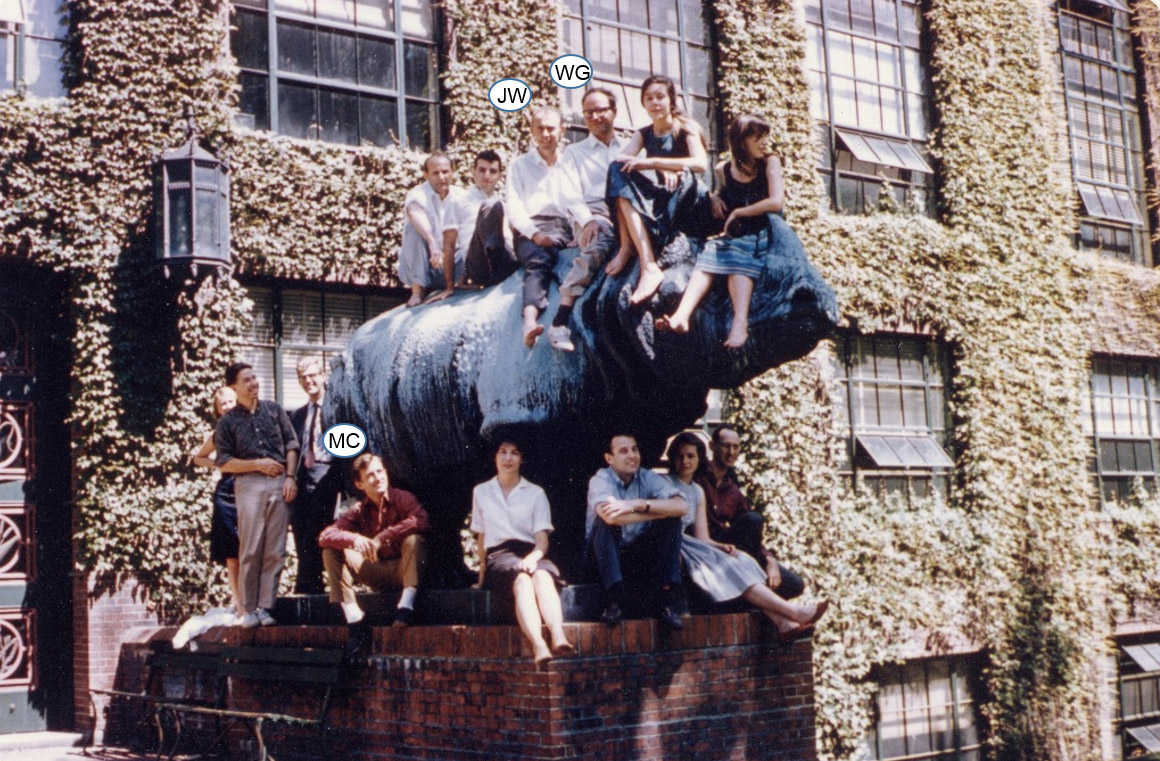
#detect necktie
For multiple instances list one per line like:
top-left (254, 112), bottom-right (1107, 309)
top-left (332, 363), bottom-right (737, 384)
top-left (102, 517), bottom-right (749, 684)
top-left (304, 403), bottom-right (317, 469)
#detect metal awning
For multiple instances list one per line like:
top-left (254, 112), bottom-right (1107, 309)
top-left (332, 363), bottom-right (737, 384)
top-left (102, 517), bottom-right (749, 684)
top-left (1087, 0), bottom-right (1130, 11)
top-left (0, 0), bottom-right (25, 25)
top-left (855, 434), bottom-right (954, 469)
top-left (1124, 643), bottom-right (1160, 672)
top-left (836, 129), bottom-right (933, 174)
top-left (1078, 182), bottom-right (1144, 226)
top-left (1127, 724), bottom-right (1160, 752)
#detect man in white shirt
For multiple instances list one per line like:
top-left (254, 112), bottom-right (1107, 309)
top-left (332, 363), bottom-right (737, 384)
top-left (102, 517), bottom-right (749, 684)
top-left (506, 106), bottom-right (604, 347)
top-left (397, 151), bottom-right (465, 307)
top-left (426, 150), bottom-right (514, 304)
top-left (546, 88), bottom-right (627, 352)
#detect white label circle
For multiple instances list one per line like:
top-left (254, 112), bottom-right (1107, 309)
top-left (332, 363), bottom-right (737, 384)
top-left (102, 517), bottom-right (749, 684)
top-left (322, 423), bottom-right (367, 458)
top-left (549, 54), bottom-right (593, 89)
top-left (488, 79), bottom-right (533, 112)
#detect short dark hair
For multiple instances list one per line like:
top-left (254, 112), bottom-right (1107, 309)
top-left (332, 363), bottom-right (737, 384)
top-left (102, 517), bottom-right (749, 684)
top-left (711, 424), bottom-right (741, 446)
top-left (582, 86), bottom-right (617, 110)
top-left (423, 151), bottom-right (453, 172)
top-left (225, 362), bottom-right (252, 387)
top-left (474, 149), bottom-right (503, 170)
top-left (607, 431), bottom-right (638, 454)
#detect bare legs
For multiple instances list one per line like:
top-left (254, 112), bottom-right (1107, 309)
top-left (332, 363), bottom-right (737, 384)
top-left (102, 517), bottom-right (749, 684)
top-left (658, 272), bottom-right (754, 348)
top-left (513, 570), bottom-right (574, 665)
top-left (226, 558), bottom-right (241, 615)
top-left (743, 584), bottom-right (825, 633)
top-left (406, 283), bottom-right (424, 308)
top-left (522, 305), bottom-right (544, 347)
top-left (610, 198), bottom-right (665, 305)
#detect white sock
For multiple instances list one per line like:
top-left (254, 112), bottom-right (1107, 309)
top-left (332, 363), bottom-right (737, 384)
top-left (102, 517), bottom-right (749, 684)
top-left (399, 587), bottom-right (417, 610)
top-left (342, 603), bottom-right (365, 625)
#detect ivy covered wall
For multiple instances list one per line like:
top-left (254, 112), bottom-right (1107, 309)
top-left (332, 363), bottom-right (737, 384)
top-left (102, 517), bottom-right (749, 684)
top-left (0, 0), bottom-right (1159, 759)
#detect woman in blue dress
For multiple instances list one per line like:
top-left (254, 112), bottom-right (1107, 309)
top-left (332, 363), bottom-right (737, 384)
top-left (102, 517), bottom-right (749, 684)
top-left (191, 385), bottom-right (241, 617)
top-left (606, 75), bottom-right (712, 306)
top-left (665, 432), bottom-right (828, 642)
top-left (659, 114), bottom-right (800, 348)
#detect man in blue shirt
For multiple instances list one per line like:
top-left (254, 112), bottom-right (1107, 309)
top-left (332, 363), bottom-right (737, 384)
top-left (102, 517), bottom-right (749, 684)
top-left (585, 433), bottom-right (688, 630)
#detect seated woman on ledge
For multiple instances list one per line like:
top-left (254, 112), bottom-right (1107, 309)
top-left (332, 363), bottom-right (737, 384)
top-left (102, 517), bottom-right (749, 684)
top-left (665, 432), bottom-right (828, 643)
top-left (658, 114), bottom-right (798, 348)
top-left (471, 438), bottom-right (574, 666)
top-left (606, 75), bottom-right (711, 305)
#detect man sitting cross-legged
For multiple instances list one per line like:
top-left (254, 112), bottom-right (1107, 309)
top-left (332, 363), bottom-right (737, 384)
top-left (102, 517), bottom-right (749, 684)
top-left (319, 453), bottom-right (429, 655)
top-left (506, 105), bottom-right (605, 347)
top-left (585, 433), bottom-right (689, 631)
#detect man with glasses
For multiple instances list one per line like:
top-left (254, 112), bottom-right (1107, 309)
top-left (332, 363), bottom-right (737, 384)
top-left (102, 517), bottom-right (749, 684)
top-left (545, 88), bottom-right (627, 352)
top-left (289, 357), bottom-right (341, 595)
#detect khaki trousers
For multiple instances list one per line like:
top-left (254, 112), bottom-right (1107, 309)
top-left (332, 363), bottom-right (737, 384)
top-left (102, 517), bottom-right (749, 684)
top-left (324, 534), bottom-right (427, 605)
top-left (234, 473), bottom-right (290, 612)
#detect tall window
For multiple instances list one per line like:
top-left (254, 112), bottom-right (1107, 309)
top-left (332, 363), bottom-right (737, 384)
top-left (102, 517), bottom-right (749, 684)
top-left (1058, 0), bottom-right (1150, 265)
top-left (239, 284), bottom-right (401, 409)
top-left (1085, 357), bottom-right (1160, 503)
top-left (1116, 639), bottom-right (1160, 759)
top-left (0, 0), bottom-right (67, 98)
top-left (805, 0), bottom-right (933, 215)
top-left (231, 0), bottom-right (440, 150)
top-left (866, 658), bottom-right (983, 761)
top-left (559, 0), bottom-right (717, 147)
top-left (833, 334), bottom-right (953, 505)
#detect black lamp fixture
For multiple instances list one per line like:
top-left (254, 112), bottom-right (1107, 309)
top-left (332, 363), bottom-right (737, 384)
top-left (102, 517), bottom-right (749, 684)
top-left (152, 108), bottom-right (231, 278)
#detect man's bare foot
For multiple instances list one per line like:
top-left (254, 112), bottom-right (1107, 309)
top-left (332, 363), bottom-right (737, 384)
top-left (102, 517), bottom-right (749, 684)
top-left (604, 249), bottom-right (632, 276)
top-left (724, 324), bottom-right (748, 348)
top-left (523, 322), bottom-right (544, 348)
top-left (657, 313), bottom-right (690, 334)
top-left (425, 289), bottom-right (454, 305)
top-left (630, 264), bottom-right (664, 305)
top-left (405, 292), bottom-right (424, 307)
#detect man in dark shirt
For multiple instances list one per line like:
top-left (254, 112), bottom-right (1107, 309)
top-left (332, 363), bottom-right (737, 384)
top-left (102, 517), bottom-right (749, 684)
top-left (319, 452), bottom-right (428, 651)
top-left (214, 362), bottom-right (300, 628)
top-left (701, 425), bottom-right (804, 601)
top-left (289, 357), bottom-right (341, 595)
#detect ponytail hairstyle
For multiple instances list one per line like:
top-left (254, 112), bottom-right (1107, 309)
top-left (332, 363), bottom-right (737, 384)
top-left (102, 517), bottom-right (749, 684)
top-left (639, 75), bottom-right (708, 150)
top-left (726, 114), bottom-right (772, 174)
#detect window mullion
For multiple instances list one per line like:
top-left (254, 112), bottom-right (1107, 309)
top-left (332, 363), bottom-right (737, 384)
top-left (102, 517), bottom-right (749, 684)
top-left (268, 8), bottom-right (281, 133)
top-left (394, 0), bottom-right (407, 146)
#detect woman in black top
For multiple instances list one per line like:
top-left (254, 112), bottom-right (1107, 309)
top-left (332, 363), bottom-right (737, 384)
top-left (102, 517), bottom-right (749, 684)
top-left (605, 75), bottom-right (710, 305)
top-left (659, 114), bottom-right (789, 348)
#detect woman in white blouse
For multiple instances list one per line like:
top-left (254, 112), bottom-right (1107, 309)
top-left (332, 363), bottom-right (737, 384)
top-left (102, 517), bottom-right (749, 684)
top-left (471, 439), bottom-right (575, 665)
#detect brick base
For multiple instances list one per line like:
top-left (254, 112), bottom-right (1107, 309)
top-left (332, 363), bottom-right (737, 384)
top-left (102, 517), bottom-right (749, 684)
top-left (114, 613), bottom-right (816, 761)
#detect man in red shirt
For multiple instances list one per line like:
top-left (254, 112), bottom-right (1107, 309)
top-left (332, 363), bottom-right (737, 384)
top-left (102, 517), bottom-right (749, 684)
top-left (319, 453), bottom-right (428, 653)
top-left (701, 425), bottom-right (804, 601)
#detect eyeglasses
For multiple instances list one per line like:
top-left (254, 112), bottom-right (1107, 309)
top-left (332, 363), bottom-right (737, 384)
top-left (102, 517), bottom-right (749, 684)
top-left (582, 106), bottom-right (614, 117)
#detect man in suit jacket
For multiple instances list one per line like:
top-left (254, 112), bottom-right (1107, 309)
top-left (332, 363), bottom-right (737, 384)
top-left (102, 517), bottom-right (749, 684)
top-left (290, 356), bottom-right (342, 595)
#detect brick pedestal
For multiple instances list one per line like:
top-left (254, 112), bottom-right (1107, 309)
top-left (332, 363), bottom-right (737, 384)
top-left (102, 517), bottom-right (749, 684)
top-left (118, 612), bottom-right (816, 761)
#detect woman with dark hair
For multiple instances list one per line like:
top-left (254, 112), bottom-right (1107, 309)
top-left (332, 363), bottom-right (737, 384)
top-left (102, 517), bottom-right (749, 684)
top-left (606, 75), bottom-right (712, 305)
top-left (191, 385), bottom-right (242, 617)
top-left (665, 432), bottom-right (828, 641)
top-left (471, 439), bottom-right (574, 665)
top-left (659, 113), bottom-right (808, 348)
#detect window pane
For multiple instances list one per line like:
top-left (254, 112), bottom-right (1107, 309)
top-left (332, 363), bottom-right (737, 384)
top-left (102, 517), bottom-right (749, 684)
top-left (275, 0), bottom-right (312, 13)
top-left (649, 0), bottom-right (679, 33)
top-left (401, 0), bottom-right (434, 40)
top-left (358, 34), bottom-right (394, 89)
top-left (278, 80), bottom-right (319, 139)
top-left (621, 29), bottom-right (651, 82)
top-left (650, 36), bottom-right (682, 82)
top-left (680, 0), bottom-right (706, 42)
top-left (316, 0), bottom-right (355, 24)
top-left (24, 37), bottom-right (66, 98)
top-left (193, 188), bottom-right (220, 257)
top-left (358, 93), bottom-right (397, 147)
top-left (403, 41), bottom-right (435, 98)
top-left (355, 0), bottom-right (391, 28)
top-left (318, 88), bottom-right (359, 145)
top-left (277, 21), bottom-right (316, 76)
top-left (283, 290), bottom-right (325, 345)
top-left (238, 72), bottom-right (271, 130)
top-left (323, 293), bottom-right (366, 344)
top-left (318, 27), bottom-right (357, 83)
top-left (26, 0), bottom-right (66, 37)
top-left (590, 23), bottom-right (620, 78)
top-left (878, 386), bottom-right (903, 427)
top-left (406, 99), bottom-right (435, 149)
top-left (0, 34), bottom-right (14, 91)
top-left (233, 10), bottom-right (270, 71)
top-left (686, 44), bottom-right (711, 96)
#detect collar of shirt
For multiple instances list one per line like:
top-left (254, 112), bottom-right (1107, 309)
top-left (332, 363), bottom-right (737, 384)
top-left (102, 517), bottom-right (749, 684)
top-left (531, 147), bottom-right (561, 170)
top-left (579, 133), bottom-right (626, 154)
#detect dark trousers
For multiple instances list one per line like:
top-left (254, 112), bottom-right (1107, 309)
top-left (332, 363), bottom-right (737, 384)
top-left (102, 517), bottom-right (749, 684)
top-left (513, 216), bottom-right (572, 312)
top-left (713, 511), bottom-right (804, 600)
top-left (464, 196), bottom-right (518, 286)
top-left (585, 516), bottom-right (684, 592)
top-left (291, 463), bottom-right (340, 595)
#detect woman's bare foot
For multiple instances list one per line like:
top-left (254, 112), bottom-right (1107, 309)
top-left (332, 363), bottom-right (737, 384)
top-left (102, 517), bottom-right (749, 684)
top-left (533, 642), bottom-right (553, 666)
top-left (550, 631), bottom-right (575, 656)
top-left (405, 290), bottom-right (424, 308)
top-left (631, 263), bottom-right (664, 305)
top-left (723, 323), bottom-right (748, 348)
top-left (658, 313), bottom-right (690, 334)
top-left (798, 599), bottom-right (830, 626)
top-left (605, 248), bottom-right (632, 276)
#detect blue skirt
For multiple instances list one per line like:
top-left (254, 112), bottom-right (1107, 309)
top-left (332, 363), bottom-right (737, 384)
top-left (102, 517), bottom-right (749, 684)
top-left (209, 475), bottom-right (239, 565)
top-left (606, 162), bottom-right (716, 247)
top-left (694, 212), bottom-right (804, 280)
